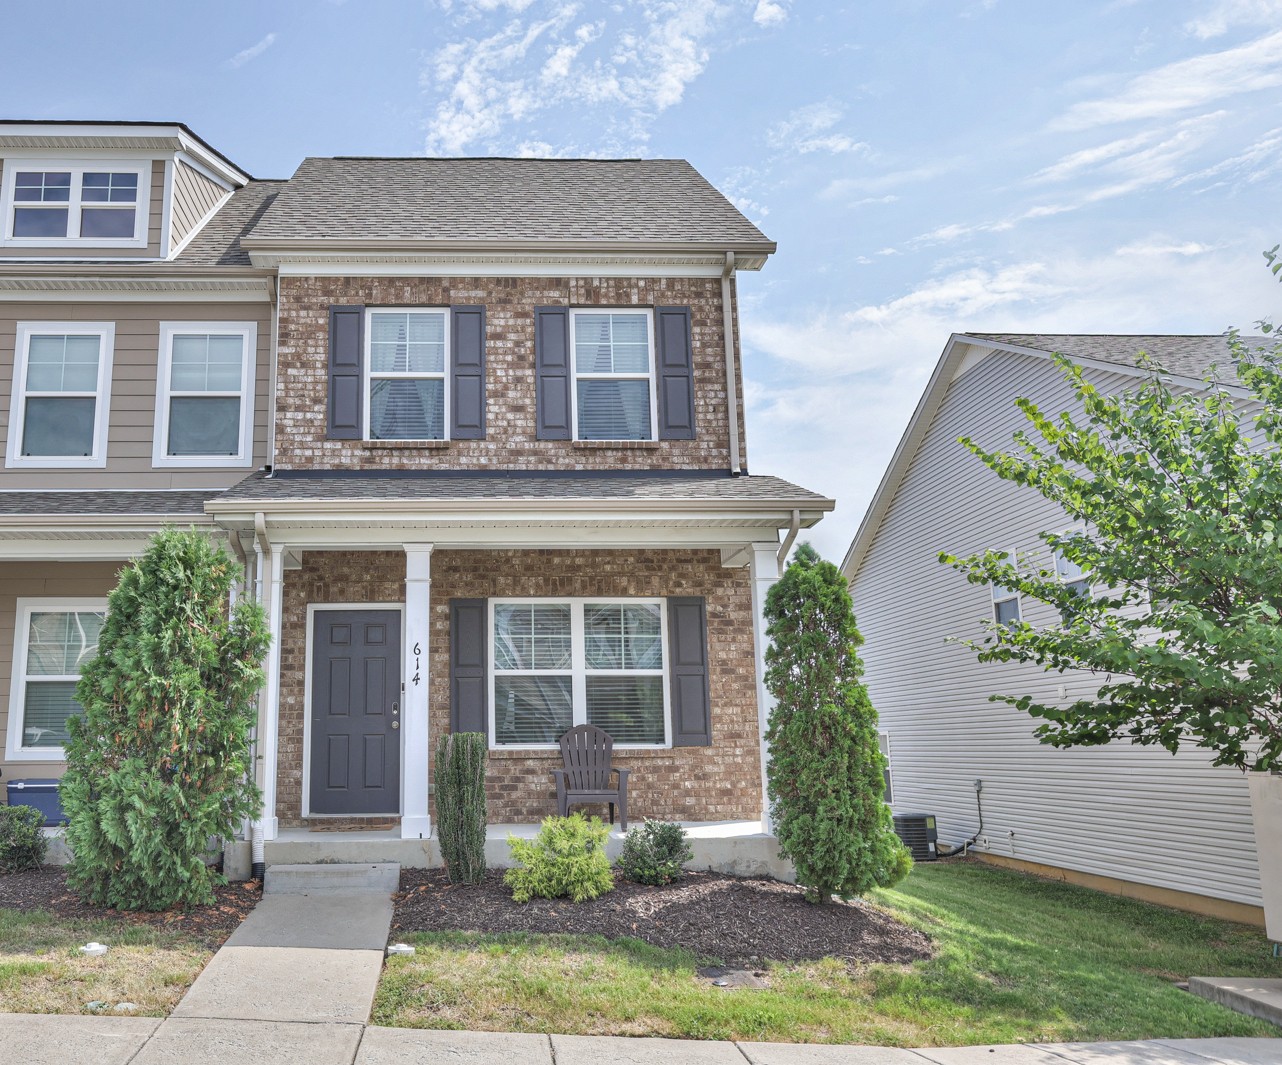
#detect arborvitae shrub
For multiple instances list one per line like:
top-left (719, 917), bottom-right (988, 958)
top-left (505, 814), bottom-right (614, 902)
top-left (618, 820), bottom-right (693, 886)
top-left (435, 732), bottom-right (488, 884)
top-left (764, 542), bottom-right (912, 903)
top-left (62, 528), bottom-right (269, 911)
top-left (0, 805), bottom-right (47, 872)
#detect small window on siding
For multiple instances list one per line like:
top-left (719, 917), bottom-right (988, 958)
top-left (571, 310), bottom-right (657, 441)
top-left (1054, 546), bottom-right (1090, 622)
top-left (991, 584), bottom-right (1021, 627)
top-left (366, 309), bottom-right (448, 441)
top-left (7, 599), bottom-right (106, 760)
top-left (4, 162), bottom-right (149, 247)
top-left (154, 322), bottom-right (256, 468)
top-left (491, 599), bottom-right (669, 747)
top-left (6, 322), bottom-right (114, 468)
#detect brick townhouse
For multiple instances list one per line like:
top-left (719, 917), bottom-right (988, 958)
top-left (0, 123), bottom-right (832, 867)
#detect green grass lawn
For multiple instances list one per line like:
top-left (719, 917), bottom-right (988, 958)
top-left (374, 861), bottom-right (1282, 1046)
top-left (0, 908), bottom-right (214, 1016)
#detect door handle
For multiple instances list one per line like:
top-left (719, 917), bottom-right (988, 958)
top-left (392, 720), bottom-right (400, 729)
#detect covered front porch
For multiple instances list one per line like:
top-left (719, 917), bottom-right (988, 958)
top-left (206, 469), bottom-right (834, 855)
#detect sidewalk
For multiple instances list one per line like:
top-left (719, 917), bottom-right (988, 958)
top-left (1, 876), bottom-right (1276, 1065)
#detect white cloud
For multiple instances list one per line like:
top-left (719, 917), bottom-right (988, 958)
top-left (766, 102), bottom-right (867, 155)
top-left (1050, 30), bottom-right (1282, 131)
top-left (227, 32), bottom-right (277, 68)
top-left (1187, 0), bottom-right (1282, 39)
top-left (753, 0), bottom-right (789, 27)
top-left (1173, 126), bottom-right (1282, 189)
top-left (422, 0), bottom-right (734, 154)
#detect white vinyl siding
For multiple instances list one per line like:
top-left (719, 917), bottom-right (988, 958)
top-left (849, 348), bottom-right (1263, 907)
top-left (489, 598), bottom-right (670, 749)
top-left (570, 309), bottom-right (657, 441)
top-left (6, 322), bottom-right (114, 469)
top-left (1, 160), bottom-right (150, 248)
top-left (6, 598), bottom-right (106, 761)
top-left (152, 322), bottom-right (256, 468)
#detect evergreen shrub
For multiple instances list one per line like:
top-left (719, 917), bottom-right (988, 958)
top-left (618, 819), bottom-right (693, 886)
top-left (505, 813), bottom-right (614, 902)
top-left (0, 805), bottom-right (47, 873)
top-left (435, 732), bottom-right (488, 884)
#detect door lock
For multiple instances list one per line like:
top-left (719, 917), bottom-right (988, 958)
top-left (392, 701), bottom-right (399, 715)
top-left (392, 720), bottom-right (400, 729)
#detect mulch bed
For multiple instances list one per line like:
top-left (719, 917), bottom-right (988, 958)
top-left (393, 869), bottom-right (932, 968)
top-left (0, 866), bottom-right (261, 950)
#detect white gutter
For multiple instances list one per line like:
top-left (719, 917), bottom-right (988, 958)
top-left (722, 252), bottom-right (743, 475)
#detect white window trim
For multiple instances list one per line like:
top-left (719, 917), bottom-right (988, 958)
top-left (0, 159), bottom-right (151, 249)
top-left (569, 307), bottom-right (659, 442)
top-left (878, 731), bottom-right (893, 804)
top-left (152, 321), bottom-right (257, 468)
top-left (6, 321), bottom-right (115, 469)
top-left (488, 596), bottom-right (671, 750)
top-left (6, 597), bottom-right (107, 762)
top-left (363, 307), bottom-right (451, 442)
top-left (991, 547), bottom-right (1021, 625)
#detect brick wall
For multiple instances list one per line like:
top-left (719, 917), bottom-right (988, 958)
top-left (275, 547), bottom-right (762, 828)
top-left (274, 275), bottom-right (748, 472)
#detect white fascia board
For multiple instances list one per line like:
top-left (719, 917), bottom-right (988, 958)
top-left (841, 333), bottom-right (973, 580)
top-left (205, 497), bottom-right (833, 521)
top-left (271, 258), bottom-right (730, 278)
top-left (0, 276), bottom-right (271, 301)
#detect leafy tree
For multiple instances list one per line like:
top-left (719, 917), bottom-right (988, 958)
top-left (764, 542), bottom-right (912, 903)
top-left (940, 332), bottom-right (1282, 773)
top-left (63, 528), bottom-right (269, 910)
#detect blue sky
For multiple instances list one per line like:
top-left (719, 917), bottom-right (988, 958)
top-left (4, 1), bottom-right (1282, 559)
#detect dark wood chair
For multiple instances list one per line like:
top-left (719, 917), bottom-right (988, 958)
top-left (551, 724), bottom-right (630, 830)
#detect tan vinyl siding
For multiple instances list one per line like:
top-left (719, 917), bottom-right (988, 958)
top-left (0, 299), bottom-right (271, 489)
top-left (169, 161), bottom-right (229, 254)
top-left (0, 561), bottom-right (123, 786)
top-left (0, 159), bottom-right (166, 259)
top-left (850, 349), bottom-right (1262, 907)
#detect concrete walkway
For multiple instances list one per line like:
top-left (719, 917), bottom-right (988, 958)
top-left (2, 878), bottom-right (1277, 1064)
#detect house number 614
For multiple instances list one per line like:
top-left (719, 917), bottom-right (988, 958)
top-left (412, 642), bottom-right (422, 686)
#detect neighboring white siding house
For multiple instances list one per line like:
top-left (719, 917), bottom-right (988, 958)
top-left (844, 333), bottom-right (1263, 920)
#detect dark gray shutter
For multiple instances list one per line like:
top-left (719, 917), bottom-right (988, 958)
top-left (655, 305), bottom-right (695, 440)
top-left (327, 305), bottom-right (364, 440)
top-left (535, 306), bottom-right (571, 440)
top-left (450, 599), bottom-right (488, 735)
top-left (668, 596), bottom-right (711, 746)
top-left (451, 305), bottom-right (486, 439)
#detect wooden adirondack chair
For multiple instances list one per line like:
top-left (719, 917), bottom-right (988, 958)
top-left (551, 724), bottom-right (630, 830)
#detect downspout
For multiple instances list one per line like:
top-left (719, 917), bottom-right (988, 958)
top-left (777, 509), bottom-right (801, 570)
top-left (250, 512), bottom-right (270, 882)
top-left (721, 252), bottom-right (743, 475)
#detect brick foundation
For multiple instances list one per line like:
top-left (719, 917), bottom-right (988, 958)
top-left (274, 275), bottom-right (748, 472)
top-left (275, 547), bottom-right (762, 828)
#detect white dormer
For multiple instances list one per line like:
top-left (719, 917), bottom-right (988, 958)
top-left (0, 122), bottom-right (249, 260)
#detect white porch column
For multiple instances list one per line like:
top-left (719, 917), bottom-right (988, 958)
top-left (257, 544), bottom-right (285, 841)
top-left (402, 544), bottom-right (434, 839)
top-left (749, 542), bottom-right (782, 834)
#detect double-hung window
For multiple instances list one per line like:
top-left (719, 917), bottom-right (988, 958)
top-left (1054, 546), bottom-right (1090, 622)
top-left (491, 599), bottom-right (669, 747)
top-left (2, 162), bottom-right (149, 247)
top-left (571, 310), bottom-right (657, 441)
top-left (153, 322), bottom-right (256, 467)
top-left (7, 322), bottom-right (114, 468)
top-left (7, 599), bottom-right (106, 760)
top-left (366, 309), bottom-right (448, 441)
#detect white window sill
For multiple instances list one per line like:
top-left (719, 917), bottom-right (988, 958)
top-left (572, 439), bottom-right (660, 448)
top-left (152, 455), bottom-right (254, 469)
top-left (5, 456), bottom-right (106, 470)
top-left (365, 439), bottom-right (451, 449)
top-left (5, 747), bottom-right (66, 762)
top-left (489, 744), bottom-right (670, 755)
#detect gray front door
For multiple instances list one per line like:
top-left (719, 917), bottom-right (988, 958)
top-left (310, 609), bottom-right (401, 815)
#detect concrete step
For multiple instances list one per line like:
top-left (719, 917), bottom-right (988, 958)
top-left (1189, 976), bottom-right (1282, 1028)
top-left (263, 862), bottom-right (400, 896)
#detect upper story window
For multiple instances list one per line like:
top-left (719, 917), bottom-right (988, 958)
top-left (490, 598), bottom-right (669, 748)
top-left (571, 309), bottom-right (657, 441)
top-left (6, 598), bottom-right (106, 761)
top-left (153, 322), bottom-right (257, 468)
top-left (366, 309), bottom-right (448, 441)
top-left (2, 161), bottom-right (150, 248)
top-left (6, 322), bottom-right (114, 469)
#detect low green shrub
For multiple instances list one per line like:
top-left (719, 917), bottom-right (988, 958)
top-left (505, 813), bottom-right (614, 902)
top-left (618, 819), bottom-right (693, 886)
top-left (435, 732), bottom-right (488, 884)
top-left (0, 805), bottom-right (48, 873)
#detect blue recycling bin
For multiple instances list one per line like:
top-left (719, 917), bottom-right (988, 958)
top-left (6, 779), bottom-right (66, 827)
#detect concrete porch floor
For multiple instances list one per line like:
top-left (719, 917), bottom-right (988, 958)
top-left (224, 820), bottom-right (794, 883)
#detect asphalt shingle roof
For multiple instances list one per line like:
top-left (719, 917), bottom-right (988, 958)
top-left (212, 470), bottom-right (829, 506)
top-left (174, 180), bottom-right (283, 267)
top-left (245, 157), bottom-right (773, 247)
top-left (966, 333), bottom-right (1271, 382)
top-left (0, 491), bottom-right (213, 517)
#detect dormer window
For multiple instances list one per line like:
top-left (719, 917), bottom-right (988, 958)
top-left (2, 161), bottom-right (149, 248)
